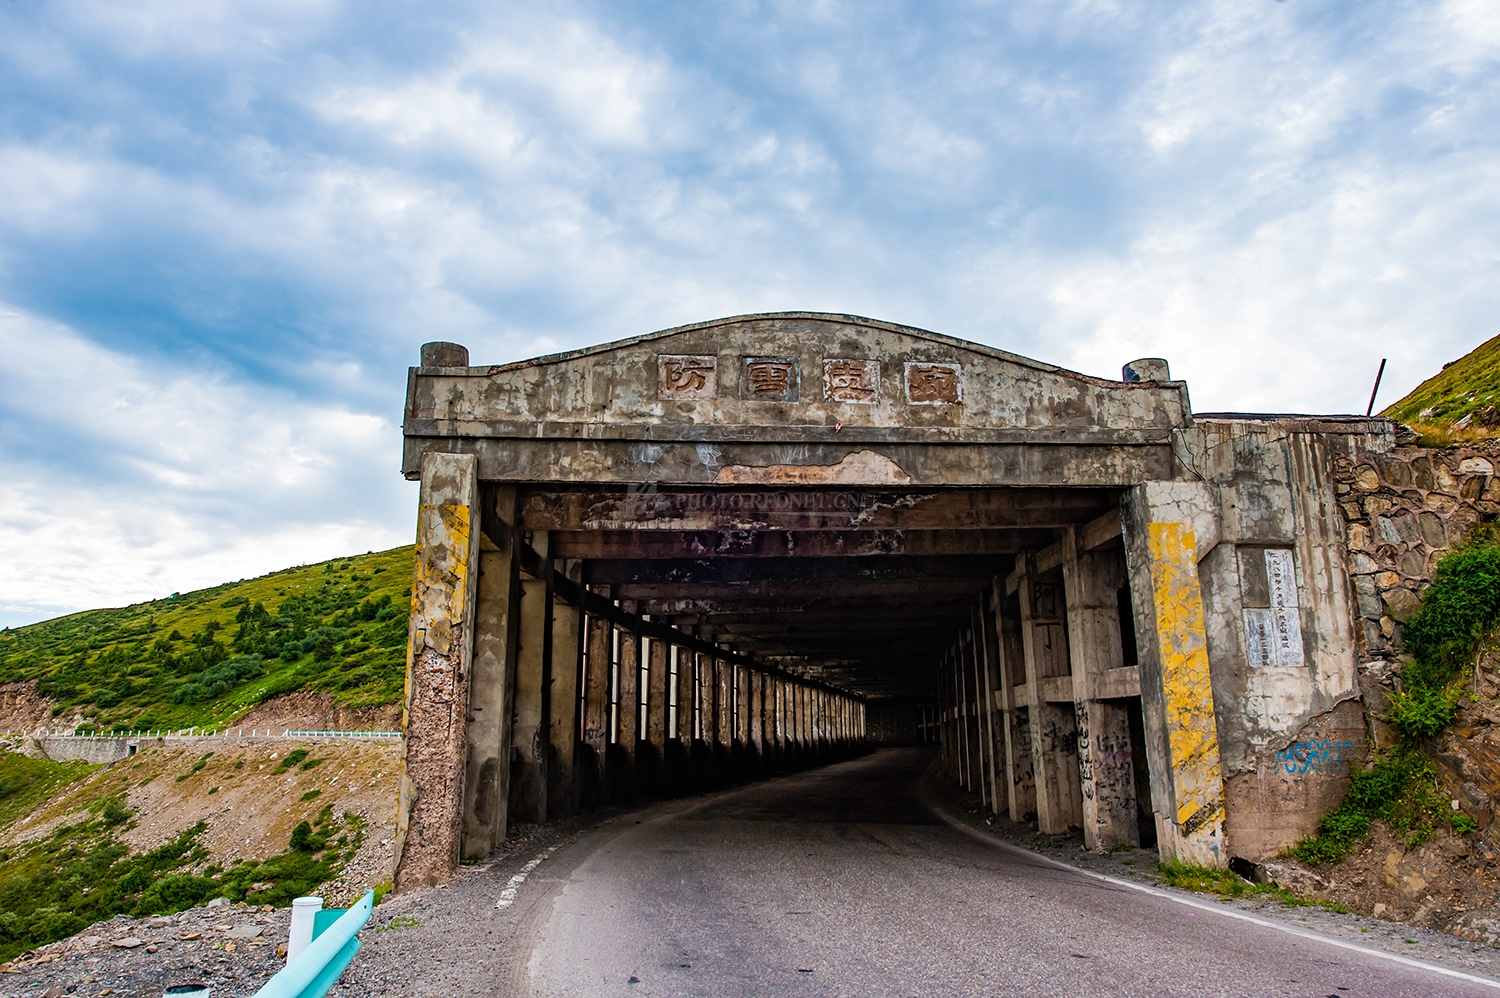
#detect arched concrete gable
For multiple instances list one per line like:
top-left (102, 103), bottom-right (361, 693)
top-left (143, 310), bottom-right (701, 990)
top-left (403, 312), bottom-right (1189, 487)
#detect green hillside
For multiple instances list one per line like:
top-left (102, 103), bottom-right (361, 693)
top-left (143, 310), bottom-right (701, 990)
top-left (1384, 333), bottom-right (1500, 439)
top-left (0, 546), bottom-right (415, 732)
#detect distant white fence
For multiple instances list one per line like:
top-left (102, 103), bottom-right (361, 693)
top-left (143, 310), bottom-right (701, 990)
top-left (5, 728), bottom-right (403, 763)
top-left (10, 728), bottom-right (402, 741)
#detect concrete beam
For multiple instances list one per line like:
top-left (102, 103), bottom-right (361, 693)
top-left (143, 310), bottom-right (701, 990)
top-left (550, 528), bottom-right (1054, 560)
top-left (518, 487), bottom-right (1117, 533)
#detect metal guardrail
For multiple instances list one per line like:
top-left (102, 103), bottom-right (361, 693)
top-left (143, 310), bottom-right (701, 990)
top-left (254, 889), bottom-right (373, 998)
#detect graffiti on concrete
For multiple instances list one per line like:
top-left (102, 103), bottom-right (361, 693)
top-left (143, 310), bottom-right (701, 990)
top-left (1278, 739), bottom-right (1356, 775)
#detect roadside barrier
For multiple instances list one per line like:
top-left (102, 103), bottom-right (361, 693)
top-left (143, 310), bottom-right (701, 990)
top-left (254, 889), bottom-right (374, 998)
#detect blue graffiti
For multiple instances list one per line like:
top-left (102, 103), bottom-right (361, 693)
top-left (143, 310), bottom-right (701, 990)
top-left (1278, 740), bottom-right (1355, 775)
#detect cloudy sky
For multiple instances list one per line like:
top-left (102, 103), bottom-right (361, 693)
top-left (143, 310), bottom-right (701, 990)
top-left (1, 0), bottom-right (1497, 627)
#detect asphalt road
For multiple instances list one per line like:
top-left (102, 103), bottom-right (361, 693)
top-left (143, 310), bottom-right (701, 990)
top-left (518, 747), bottom-right (1497, 998)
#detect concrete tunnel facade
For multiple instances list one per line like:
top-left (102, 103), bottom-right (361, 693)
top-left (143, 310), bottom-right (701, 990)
top-left (390, 311), bottom-right (1396, 889)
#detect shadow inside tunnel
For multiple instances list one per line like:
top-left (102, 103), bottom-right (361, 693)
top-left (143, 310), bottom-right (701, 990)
top-left (677, 746), bottom-right (944, 825)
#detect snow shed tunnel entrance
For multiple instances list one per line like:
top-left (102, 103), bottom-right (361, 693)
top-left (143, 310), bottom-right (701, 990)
top-left (391, 312), bottom-right (1385, 891)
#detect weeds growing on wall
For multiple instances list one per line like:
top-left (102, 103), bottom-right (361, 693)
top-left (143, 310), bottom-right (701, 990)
top-left (1294, 532), bottom-right (1500, 864)
top-left (0, 778), bottom-right (361, 963)
top-left (0, 547), bottom-right (414, 731)
top-left (1388, 526), bottom-right (1500, 740)
top-left (1293, 750), bottom-right (1477, 865)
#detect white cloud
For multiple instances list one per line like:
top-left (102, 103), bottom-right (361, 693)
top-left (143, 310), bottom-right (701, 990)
top-left (1, 0), bottom-right (1499, 624)
top-left (0, 308), bottom-right (410, 626)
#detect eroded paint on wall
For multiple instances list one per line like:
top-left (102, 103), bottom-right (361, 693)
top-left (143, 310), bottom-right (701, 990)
top-left (394, 453), bottom-right (480, 890)
top-left (1144, 519), bottom-right (1228, 864)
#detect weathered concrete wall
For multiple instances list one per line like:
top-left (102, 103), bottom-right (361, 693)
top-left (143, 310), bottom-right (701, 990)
top-left (403, 313), bottom-right (1186, 488)
top-left (36, 736), bottom-right (135, 764)
top-left (1163, 419), bottom-right (1380, 861)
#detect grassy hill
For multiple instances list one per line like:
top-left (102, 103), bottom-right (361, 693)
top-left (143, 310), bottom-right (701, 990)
top-left (0, 546), bottom-right (415, 732)
top-left (1384, 333), bottom-right (1500, 443)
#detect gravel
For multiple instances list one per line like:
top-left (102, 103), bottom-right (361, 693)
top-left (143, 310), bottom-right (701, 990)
top-left (13, 758), bottom-right (1500, 996)
top-left (1, 902), bottom-right (291, 998)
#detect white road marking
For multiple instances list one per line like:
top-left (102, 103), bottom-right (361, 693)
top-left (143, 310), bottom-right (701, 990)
top-left (936, 811), bottom-right (1500, 992)
top-left (496, 845), bottom-right (560, 909)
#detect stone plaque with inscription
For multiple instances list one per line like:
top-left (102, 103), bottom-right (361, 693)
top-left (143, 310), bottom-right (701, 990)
top-left (822, 359), bottom-right (879, 404)
top-left (1243, 548), bottom-right (1304, 667)
top-left (741, 357), bottom-right (799, 402)
top-left (658, 355), bottom-right (718, 400)
top-left (904, 362), bottom-right (962, 405)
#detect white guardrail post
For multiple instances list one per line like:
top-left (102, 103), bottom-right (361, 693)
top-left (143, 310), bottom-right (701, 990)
top-left (252, 889), bottom-right (374, 998)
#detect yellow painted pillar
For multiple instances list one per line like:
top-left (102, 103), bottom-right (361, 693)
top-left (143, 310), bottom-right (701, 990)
top-left (1123, 481), bottom-right (1228, 867)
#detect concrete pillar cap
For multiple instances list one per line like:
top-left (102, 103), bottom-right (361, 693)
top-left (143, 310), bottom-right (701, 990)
top-left (421, 342), bottom-right (470, 368)
top-left (1122, 358), bottom-right (1170, 383)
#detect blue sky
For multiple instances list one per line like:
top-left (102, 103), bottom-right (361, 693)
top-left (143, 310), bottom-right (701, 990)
top-left (2, 0), bottom-right (1498, 626)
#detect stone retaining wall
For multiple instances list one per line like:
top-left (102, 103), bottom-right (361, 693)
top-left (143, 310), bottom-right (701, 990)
top-left (1333, 439), bottom-right (1500, 745)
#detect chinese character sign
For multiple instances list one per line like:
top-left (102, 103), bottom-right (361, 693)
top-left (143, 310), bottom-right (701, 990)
top-left (741, 358), bottom-right (800, 401)
top-left (904, 362), bottom-right (962, 405)
top-left (658, 355), bottom-right (718, 399)
top-left (822, 359), bottom-right (879, 403)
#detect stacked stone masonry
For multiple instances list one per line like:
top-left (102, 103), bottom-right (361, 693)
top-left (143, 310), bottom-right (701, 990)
top-left (1334, 442), bottom-right (1500, 746)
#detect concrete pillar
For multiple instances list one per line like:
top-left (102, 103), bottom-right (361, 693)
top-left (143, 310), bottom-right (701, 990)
top-left (582, 606), bottom-right (611, 804)
top-left (716, 657), bottom-right (732, 778)
top-left (615, 621), bottom-right (639, 798)
top-left (748, 670), bottom-right (763, 773)
top-left (1122, 481), bottom-right (1229, 867)
top-left (992, 579), bottom-right (1036, 823)
top-left (965, 627), bottom-right (989, 812)
top-left (1019, 557), bottom-right (1083, 834)
top-left (1063, 527), bottom-right (1140, 852)
top-left (396, 452), bottom-right (480, 889)
top-left (643, 634), bottom-right (667, 793)
top-left (974, 605), bottom-right (1002, 816)
top-left (952, 648), bottom-right (971, 790)
top-left (461, 485), bottom-right (522, 861)
top-left (547, 561), bottom-right (584, 817)
top-left (508, 532), bottom-right (551, 825)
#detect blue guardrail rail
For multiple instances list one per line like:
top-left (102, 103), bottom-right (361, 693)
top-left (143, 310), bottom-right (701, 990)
top-left (253, 889), bottom-right (374, 998)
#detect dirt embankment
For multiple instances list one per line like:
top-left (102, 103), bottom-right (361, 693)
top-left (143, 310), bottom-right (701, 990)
top-left (0, 680), bottom-right (90, 733)
top-left (1262, 655), bottom-right (1500, 944)
top-left (2, 683), bottom-right (401, 737)
top-left (3, 739), bottom-right (403, 905)
top-left (231, 690), bottom-right (400, 733)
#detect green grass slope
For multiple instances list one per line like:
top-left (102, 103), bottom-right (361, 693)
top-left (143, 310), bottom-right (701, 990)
top-left (1384, 333), bottom-right (1500, 441)
top-left (0, 546), bottom-right (415, 732)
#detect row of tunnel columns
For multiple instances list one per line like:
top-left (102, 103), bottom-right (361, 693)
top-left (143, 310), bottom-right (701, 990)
top-left (922, 525), bottom-right (1157, 854)
top-left (396, 454), bottom-right (868, 888)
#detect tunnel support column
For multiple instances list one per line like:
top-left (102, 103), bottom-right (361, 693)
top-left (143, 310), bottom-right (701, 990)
top-left (1122, 482), bottom-right (1228, 867)
top-left (991, 580), bottom-right (1036, 823)
top-left (615, 616), bottom-right (639, 798)
top-left (1018, 557), bottom-right (1083, 834)
top-left (396, 452), bottom-right (481, 889)
top-left (509, 532), bottom-right (551, 824)
top-left (461, 485), bottom-right (522, 861)
top-left (1063, 527), bottom-right (1140, 852)
top-left (548, 562), bottom-right (584, 817)
top-left (583, 606), bottom-right (612, 805)
top-left (975, 602), bottom-right (1003, 817)
top-left (644, 633), bottom-right (668, 794)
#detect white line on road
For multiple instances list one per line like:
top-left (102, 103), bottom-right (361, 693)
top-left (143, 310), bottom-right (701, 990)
top-left (496, 845), bottom-right (560, 909)
top-left (936, 811), bottom-right (1500, 992)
